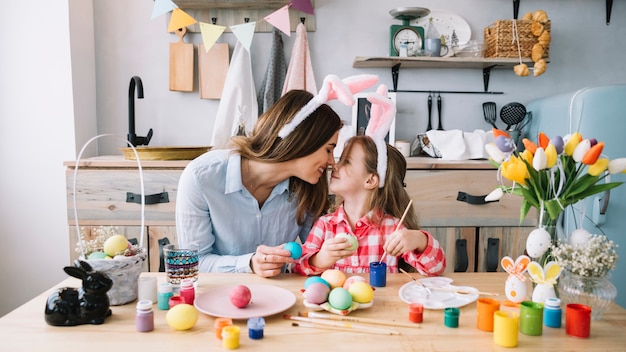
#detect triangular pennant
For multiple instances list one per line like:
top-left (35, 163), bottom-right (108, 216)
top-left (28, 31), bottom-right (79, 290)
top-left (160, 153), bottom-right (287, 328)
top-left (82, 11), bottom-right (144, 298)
top-left (199, 22), bottom-right (226, 52)
top-left (152, 0), bottom-right (178, 19)
top-left (167, 8), bottom-right (198, 32)
top-left (291, 0), bottom-right (315, 15)
top-left (264, 5), bottom-right (291, 37)
top-left (230, 22), bottom-right (256, 52)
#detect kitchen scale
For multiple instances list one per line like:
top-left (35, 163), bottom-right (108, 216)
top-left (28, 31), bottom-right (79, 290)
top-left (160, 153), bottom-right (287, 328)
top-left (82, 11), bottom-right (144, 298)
top-left (389, 7), bottom-right (430, 57)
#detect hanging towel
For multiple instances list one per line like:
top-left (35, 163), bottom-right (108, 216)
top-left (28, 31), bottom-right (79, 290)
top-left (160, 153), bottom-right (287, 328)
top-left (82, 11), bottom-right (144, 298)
top-left (282, 22), bottom-right (317, 95)
top-left (210, 41), bottom-right (258, 149)
top-left (257, 28), bottom-right (287, 115)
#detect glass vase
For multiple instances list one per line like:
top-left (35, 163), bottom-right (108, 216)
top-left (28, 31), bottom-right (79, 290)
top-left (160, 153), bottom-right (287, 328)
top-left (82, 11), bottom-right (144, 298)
top-left (557, 270), bottom-right (617, 320)
top-left (536, 208), bottom-right (559, 266)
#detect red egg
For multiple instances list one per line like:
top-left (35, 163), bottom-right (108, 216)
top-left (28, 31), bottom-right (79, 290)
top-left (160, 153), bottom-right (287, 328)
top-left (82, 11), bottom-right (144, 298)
top-left (229, 285), bottom-right (252, 308)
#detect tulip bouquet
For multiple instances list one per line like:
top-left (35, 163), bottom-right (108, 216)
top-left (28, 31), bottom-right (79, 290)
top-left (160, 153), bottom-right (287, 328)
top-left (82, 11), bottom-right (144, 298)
top-left (485, 129), bottom-right (626, 224)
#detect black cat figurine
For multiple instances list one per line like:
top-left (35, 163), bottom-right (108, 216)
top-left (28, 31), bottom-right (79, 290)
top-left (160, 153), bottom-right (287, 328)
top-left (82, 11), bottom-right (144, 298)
top-left (44, 260), bottom-right (113, 326)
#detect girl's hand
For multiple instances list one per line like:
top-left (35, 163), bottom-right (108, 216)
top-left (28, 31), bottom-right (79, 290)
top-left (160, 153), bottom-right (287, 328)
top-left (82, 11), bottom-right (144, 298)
top-left (310, 237), bottom-right (356, 270)
top-left (383, 229), bottom-right (428, 257)
top-left (251, 244), bottom-right (294, 278)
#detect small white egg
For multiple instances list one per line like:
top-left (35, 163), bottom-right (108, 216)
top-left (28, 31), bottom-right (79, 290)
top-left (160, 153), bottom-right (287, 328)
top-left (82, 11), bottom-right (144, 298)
top-left (526, 228), bottom-right (552, 258)
top-left (570, 228), bottom-right (591, 248)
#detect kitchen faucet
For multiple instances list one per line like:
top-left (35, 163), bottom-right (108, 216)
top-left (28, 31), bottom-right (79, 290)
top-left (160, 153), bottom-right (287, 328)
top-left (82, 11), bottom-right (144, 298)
top-left (128, 76), bottom-right (153, 147)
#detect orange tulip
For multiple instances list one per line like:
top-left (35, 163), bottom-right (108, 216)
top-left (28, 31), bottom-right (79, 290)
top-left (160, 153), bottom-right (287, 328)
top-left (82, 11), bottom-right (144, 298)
top-left (522, 138), bottom-right (537, 155)
top-left (538, 132), bottom-right (550, 149)
top-left (492, 128), bottom-right (511, 139)
top-left (582, 141), bottom-right (604, 165)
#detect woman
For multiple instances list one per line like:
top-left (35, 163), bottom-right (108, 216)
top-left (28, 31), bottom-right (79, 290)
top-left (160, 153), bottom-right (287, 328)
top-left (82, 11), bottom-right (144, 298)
top-left (176, 74), bottom-right (377, 277)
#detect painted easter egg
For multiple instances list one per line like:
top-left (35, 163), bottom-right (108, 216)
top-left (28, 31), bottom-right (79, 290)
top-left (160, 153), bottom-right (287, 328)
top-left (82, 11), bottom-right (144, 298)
top-left (551, 136), bottom-right (564, 154)
top-left (103, 234), bottom-right (130, 257)
top-left (304, 276), bottom-right (330, 289)
top-left (505, 276), bottom-right (528, 303)
top-left (342, 275), bottom-right (366, 290)
top-left (496, 135), bottom-right (516, 153)
top-left (348, 282), bottom-right (374, 304)
top-left (328, 287), bottom-right (352, 310)
top-left (526, 228), bottom-right (552, 258)
top-left (321, 269), bottom-right (346, 289)
top-left (304, 282), bottom-right (330, 304)
top-left (166, 304), bottom-right (199, 330)
top-left (570, 228), bottom-right (591, 248)
top-left (284, 241), bottom-right (303, 259)
top-left (335, 233), bottom-right (359, 250)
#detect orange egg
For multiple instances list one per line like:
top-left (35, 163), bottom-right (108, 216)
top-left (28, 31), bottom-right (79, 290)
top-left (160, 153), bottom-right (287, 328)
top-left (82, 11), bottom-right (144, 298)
top-left (320, 269), bottom-right (346, 289)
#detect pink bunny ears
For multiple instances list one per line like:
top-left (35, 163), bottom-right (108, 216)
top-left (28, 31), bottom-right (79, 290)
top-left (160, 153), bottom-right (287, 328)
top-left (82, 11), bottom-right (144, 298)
top-left (278, 74), bottom-right (379, 139)
top-left (365, 84), bottom-right (396, 188)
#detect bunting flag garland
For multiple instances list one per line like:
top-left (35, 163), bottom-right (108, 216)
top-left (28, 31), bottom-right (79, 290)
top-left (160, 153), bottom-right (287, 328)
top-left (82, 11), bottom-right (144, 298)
top-left (230, 22), bottom-right (257, 53)
top-left (152, 0), bottom-right (177, 19)
top-left (291, 0), bottom-right (315, 15)
top-left (264, 5), bottom-right (292, 37)
top-left (167, 8), bottom-right (198, 33)
top-left (198, 22), bottom-right (226, 53)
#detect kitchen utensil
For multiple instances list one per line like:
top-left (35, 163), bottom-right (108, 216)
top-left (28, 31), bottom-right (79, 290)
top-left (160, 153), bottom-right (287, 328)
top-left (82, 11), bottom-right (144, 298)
top-left (199, 42), bottom-right (229, 99)
top-left (500, 102), bottom-right (526, 130)
top-left (437, 93), bottom-right (444, 130)
top-left (483, 102), bottom-right (497, 128)
top-left (514, 111), bottom-right (532, 131)
top-left (427, 93), bottom-right (433, 131)
top-left (169, 27), bottom-right (194, 92)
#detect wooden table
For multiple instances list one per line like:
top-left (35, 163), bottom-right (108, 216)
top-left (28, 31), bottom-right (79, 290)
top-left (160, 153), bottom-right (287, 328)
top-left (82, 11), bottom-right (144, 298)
top-left (1, 273), bottom-right (624, 351)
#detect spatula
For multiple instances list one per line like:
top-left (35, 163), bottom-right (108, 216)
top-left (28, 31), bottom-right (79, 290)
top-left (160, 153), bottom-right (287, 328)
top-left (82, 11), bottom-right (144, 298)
top-left (482, 102), bottom-right (497, 128)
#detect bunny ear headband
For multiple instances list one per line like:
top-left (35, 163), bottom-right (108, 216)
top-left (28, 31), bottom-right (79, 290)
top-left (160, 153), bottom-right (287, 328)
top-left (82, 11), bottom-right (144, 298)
top-left (278, 74), bottom-right (379, 139)
top-left (365, 84), bottom-right (396, 188)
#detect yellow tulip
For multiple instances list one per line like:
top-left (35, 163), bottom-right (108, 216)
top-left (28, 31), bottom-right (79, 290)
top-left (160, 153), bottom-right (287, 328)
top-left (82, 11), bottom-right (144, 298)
top-left (502, 156), bottom-right (528, 185)
top-left (564, 132), bottom-right (582, 156)
top-left (545, 144), bottom-right (557, 168)
top-left (533, 148), bottom-right (548, 171)
top-left (608, 158), bottom-right (626, 174)
top-left (588, 158), bottom-right (609, 176)
top-left (520, 149), bottom-right (534, 166)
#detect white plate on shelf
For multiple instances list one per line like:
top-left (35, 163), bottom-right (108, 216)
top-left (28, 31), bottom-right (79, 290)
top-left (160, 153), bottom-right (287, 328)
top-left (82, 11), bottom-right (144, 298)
top-left (195, 284), bottom-right (296, 319)
top-left (416, 10), bottom-right (472, 48)
top-left (398, 277), bottom-right (479, 309)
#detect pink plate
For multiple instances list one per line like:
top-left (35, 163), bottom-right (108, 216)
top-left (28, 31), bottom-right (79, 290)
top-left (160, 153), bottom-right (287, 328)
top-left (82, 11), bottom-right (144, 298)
top-left (194, 283), bottom-right (296, 319)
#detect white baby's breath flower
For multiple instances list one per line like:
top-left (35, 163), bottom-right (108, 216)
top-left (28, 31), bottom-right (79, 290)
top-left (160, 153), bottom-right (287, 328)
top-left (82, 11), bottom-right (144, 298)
top-left (551, 234), bottom-right (618, 277)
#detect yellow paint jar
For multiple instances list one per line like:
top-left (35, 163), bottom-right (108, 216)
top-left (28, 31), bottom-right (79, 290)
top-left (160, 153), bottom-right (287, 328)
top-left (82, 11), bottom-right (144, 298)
top-left (493, 310), bottom-right (519, 348)
top-left (222, 325), bottom-right (240, 349)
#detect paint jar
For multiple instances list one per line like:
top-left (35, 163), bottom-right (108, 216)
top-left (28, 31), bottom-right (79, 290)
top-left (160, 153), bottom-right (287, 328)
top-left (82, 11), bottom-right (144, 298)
top-left (215, 317), bottom-right (234, 339)
top-left (157, 282), bottom-right (174, 310)
top-left (543, 297), bottom-right (562, 328)
top-left (369, 262), bottom-right (387, 287)
top-left (444, 307), bottom-right (460, 328)
top-left (477, 298), bottom-right (500, 332)
top-left (408, 303), bottom-right (424, 323)
top-left (493, 310), bottom-right (519, 347)
top-left (168, 295), bottom-right (186, 308)
top-left (519, 301), bottom-right (543, 336)
top-left (222, 325), bottom-right (240, 349)
top-left (137, 276), bottom-right (157, 304)
top-left (566, 303), bottom-right (591, 338)
top-left (247, 317), bottom-right (265, 339)
top-left (135, 299), bottom-right (154, 332)
top-left (180, 278), bottom-right (195, 305)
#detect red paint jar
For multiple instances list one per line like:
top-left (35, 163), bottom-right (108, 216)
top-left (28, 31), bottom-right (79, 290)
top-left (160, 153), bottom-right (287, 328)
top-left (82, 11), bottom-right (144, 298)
top-left (409, 303), bottom-right (424, 323)
top-left (168, 295), bottom-right (186, 308)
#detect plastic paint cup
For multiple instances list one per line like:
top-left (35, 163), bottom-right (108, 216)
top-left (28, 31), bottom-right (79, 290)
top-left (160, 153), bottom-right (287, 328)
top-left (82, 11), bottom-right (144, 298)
top-left (519, 301), bottom-right (543, 336)
top-left (222, 325), bottom-right (240, 349)
top-left (369, 262), bottom-right (387, 287)
top-left (566, 304), bottom-right (591, 338)
top-left (444, 307), bottom-right (460, 328)
top-left (215, 317), bottom-right (233, 340)
top-left (493, 310), bottom-right (519, 347)
top-left (168, 295), bottom-right (186, 308)
top-left (477, 297), bottom-right (501, 332)
top-left (137, 276), bottom-right (157, 303)
top-left (408, 303), bottom-right (424, 323)
top-left (247, 317), bottom-right (265, 339)
top-left (543, 297), bottom-right (562, 328)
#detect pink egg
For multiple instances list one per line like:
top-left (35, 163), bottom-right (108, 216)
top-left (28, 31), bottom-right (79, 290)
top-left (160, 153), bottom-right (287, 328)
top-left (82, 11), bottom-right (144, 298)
top-left (304, 282), bottom-right (330, 304)
top-left (342, 276), bottom-right (366, 290)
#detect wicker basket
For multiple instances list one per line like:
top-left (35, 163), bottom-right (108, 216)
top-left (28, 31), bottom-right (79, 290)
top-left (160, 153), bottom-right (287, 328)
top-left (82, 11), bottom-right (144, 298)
top-left (483, 19), bottom-right (551, 59)
top-left (73, 134), bottom-right (148, 306)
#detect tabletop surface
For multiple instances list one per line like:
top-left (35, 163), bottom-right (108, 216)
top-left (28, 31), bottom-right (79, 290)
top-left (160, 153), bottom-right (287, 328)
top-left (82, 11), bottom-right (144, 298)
top-left (1, 272), bottom-right (624, 351)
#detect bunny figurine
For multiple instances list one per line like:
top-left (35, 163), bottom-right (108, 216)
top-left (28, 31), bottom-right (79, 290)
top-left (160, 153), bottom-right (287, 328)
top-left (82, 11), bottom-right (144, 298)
top-left (44, 260), bottom-right (113, 326)
top-left (501, 255), bottom-right (531, 303)
top-left (528, 260), bottom-right (562, 303)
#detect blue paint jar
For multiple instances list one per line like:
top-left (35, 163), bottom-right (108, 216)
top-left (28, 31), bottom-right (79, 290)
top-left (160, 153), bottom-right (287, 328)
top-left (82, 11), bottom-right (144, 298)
top-left (544, 297), bottom-right (562, 328)
top-left (369, 262), bottom-right (387, 287)
top-left (247, 317), bottom-right (265, 339)
top-left (157, 282), bottom-right (173, 310)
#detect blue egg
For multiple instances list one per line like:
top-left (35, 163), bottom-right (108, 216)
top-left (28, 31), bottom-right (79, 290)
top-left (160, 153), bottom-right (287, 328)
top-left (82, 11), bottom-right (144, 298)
top-left (304, 276), bottom-right (330, 289)
top-left (496, 135), bottom-right (516, 153)
top-left (284, 241), bottom-right (303, 259)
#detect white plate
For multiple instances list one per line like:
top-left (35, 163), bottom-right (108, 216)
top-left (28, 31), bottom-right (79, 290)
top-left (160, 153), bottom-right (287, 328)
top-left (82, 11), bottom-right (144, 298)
top-left (398, 278), bottom-right (479, 309)
top-left (416, 10), bottom-right (472, 48)
top-left (195, 283), bottom-right (296, 319)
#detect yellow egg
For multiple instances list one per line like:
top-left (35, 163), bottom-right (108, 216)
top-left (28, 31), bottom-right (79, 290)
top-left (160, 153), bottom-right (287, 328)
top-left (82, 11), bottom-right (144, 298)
top-left (103, 234), bottom-right (129, 257)
top-left (321, 269), bottom-right (346, 289)
top-left (166, 303), bottom-right (199, 330)
top-left (348, 281), bottom-right (374, 303)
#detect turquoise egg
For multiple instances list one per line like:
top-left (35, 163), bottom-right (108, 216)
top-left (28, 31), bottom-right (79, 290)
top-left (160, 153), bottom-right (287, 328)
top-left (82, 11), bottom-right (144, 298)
top-left (87, 251), bottom-right (109, 260)
top-left (284, 241), bottom-right (303, 259)
top-left (328, 287), bottom-right (352, 310)
top-left (304, 276), bottom-right (330, 289)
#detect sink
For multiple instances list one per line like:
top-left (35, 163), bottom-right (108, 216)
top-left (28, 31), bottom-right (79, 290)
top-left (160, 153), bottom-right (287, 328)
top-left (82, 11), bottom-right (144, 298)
top-left (120, 146), bottom-right (211, 160)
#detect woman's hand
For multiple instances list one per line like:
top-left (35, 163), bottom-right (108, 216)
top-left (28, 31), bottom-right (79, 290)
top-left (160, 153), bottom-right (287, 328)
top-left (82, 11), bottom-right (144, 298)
top-left (383, 229), bottom-right (428, 257)
top-left (251, 244), bottom-right (294, 278)
top-left (309, 237), bottom-right (355, 270)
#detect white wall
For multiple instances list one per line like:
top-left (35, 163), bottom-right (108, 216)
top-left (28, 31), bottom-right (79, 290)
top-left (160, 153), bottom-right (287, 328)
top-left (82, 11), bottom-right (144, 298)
top-left (1, 0), bottom-right (625, 316)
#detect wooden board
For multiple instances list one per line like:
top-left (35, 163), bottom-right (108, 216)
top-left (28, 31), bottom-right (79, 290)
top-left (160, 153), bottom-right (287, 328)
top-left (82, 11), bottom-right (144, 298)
top-left (198, 42), bottom-right (229, 99)
top-left (169, 27), bottom-right (194, 92)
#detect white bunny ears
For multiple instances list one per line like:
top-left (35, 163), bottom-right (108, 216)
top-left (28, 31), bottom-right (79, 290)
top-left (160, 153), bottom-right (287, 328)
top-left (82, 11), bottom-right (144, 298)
top-left (278, 74), bottom-right (379, 139)
top-left (365, 84), bottom-right (396, 188)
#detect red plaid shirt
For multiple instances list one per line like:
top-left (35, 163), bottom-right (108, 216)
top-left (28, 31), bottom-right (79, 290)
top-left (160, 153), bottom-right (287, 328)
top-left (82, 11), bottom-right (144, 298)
top-left (292, 205), bottom-right (446, 276)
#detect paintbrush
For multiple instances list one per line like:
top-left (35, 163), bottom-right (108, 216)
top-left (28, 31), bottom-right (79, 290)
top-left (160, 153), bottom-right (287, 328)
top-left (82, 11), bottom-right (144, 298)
top-left (380, 199), bottom-right (413, 263)
top-left (299, 311), bottom-right (420, 329)
top-left (284, 314), bottom-right (400, 335)
top-left (428, 286), bottom-right (500, 296)
top-left (291, 322), bottom-right (392, 335)
top-left (398, 267), bottom-right (432, 295)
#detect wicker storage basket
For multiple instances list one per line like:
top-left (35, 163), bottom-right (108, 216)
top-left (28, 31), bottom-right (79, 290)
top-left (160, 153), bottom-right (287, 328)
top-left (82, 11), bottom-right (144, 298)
top-left (73, 134), bottom-right (148, 306)
top-left (484, 20), bottom-right (551, 59)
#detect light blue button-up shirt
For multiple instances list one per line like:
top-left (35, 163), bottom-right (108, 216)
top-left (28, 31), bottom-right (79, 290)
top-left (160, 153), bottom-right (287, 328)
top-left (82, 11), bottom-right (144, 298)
top-left (176, 149), bottom-right (312, 273)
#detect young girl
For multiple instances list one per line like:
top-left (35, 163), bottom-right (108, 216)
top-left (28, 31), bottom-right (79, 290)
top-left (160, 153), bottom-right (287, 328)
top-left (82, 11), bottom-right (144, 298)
top-left (293, 86), bottom-right (446, 276)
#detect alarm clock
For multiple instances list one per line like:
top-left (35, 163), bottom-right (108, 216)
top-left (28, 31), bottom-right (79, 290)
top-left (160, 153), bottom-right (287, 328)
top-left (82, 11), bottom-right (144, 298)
top-left (389, 7), bottom-right (429, 57)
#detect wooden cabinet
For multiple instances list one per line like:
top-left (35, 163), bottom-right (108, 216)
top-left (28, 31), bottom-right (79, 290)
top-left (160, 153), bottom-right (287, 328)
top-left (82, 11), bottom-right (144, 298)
top-left (404, 158), bottom-right (537, 273)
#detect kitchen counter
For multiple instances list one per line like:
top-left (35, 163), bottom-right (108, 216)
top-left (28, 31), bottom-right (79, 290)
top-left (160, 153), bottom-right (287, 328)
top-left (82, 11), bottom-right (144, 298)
top-left (1, 272), bottom-right (624, 351)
